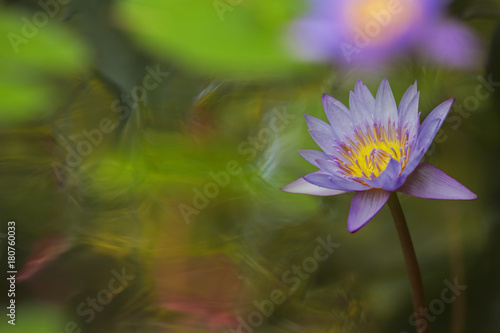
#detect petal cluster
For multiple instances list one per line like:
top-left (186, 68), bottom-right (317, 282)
top-left (282, 79), bottom-right (476, 232)
top-left (289, 0), bottom-right (479, 68)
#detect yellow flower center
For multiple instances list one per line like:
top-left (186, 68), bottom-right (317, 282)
top-left (351, 0), bottom-right (390, 22)
top-left (346, 0), bottom-right (422, 45)
top-left (335, 123), bottom-right (410, 180)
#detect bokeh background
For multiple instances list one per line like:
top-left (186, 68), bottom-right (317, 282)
top-left (1, 0), bottom-right (499, 332)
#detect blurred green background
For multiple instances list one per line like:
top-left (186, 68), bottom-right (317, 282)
top-left (0, 0), bottom-right (499, 332)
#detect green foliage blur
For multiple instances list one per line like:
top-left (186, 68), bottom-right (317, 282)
top-left (0, 0), bottom-right (499, 332)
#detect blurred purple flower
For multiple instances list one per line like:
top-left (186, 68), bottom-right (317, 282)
top-left (281, 79), bottom-right (476, 232)
top-left (289, 0), bottom-right (479, 68)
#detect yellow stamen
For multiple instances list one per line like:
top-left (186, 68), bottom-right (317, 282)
top-left (346, 0), bottom-right (422, 45)
top-left (336, 123), bottom-right (409, 179)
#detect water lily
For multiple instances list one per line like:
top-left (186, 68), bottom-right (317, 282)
top-left (281, 78), bottom-right (477, 233)
top-left (289, 0), bottom-right (479, 68)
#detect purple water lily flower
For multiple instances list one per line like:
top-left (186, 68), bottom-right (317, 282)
top-left (281, 79), bottom-right (477, 233)
top-left (289, 0), bottom-right (479, 68)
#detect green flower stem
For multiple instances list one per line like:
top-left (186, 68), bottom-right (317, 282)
top-left (387, 192), bottom-right (428, 333)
